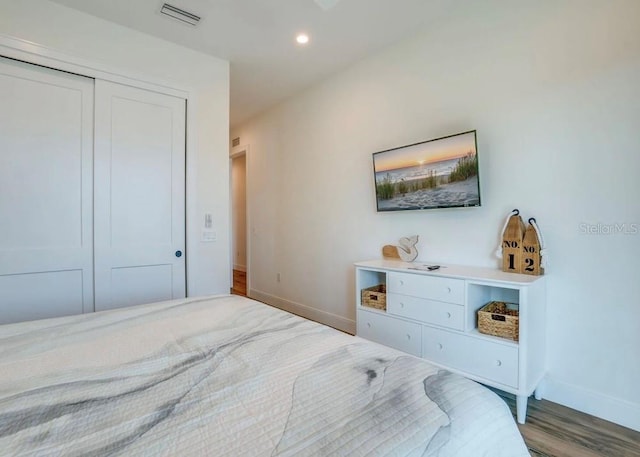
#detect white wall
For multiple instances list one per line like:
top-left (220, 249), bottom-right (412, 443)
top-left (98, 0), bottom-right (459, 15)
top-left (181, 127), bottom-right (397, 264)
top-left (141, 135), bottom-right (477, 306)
top-left (232, 0), bottom-right (640, 430)
top-left (0, 0), bottom-right (231, 296)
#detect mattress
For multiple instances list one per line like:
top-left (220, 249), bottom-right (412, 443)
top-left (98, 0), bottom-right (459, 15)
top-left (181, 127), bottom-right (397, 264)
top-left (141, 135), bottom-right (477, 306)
top-left (0, 295), bottom-right (529, 456)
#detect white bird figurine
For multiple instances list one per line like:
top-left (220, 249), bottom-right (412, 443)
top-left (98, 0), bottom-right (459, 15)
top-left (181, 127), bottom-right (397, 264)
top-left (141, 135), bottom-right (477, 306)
top-left (397, 235), bottom-right (419, 262)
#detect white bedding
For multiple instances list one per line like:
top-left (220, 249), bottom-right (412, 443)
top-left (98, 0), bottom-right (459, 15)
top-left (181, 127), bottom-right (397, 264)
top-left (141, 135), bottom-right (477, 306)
top-left (0, 295), bottom-right (529, 456)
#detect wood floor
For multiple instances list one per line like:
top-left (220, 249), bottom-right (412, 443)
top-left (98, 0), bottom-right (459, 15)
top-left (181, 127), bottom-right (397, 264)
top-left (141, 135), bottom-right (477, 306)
top-left (231, 269), bottom-right (246, 296)
top-left (230, 272), bottom-right (638, 455)
top-left (494, 391), bottom-right (640, 457)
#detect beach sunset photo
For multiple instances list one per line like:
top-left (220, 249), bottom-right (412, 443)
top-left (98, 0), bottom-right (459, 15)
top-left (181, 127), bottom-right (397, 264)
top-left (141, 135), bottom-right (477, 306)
top-left (373, 131), bottom-right (480, 211)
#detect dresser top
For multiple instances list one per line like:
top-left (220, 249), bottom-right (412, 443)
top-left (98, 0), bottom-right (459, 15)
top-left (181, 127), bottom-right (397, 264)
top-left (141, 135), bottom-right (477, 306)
top-left (354, 259), bottom-right (544, 286)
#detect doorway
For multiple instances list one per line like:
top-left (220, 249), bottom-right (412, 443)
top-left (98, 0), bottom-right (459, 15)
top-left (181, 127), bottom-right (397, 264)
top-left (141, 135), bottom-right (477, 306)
top-left (230, 145), bottom-right (249, 296)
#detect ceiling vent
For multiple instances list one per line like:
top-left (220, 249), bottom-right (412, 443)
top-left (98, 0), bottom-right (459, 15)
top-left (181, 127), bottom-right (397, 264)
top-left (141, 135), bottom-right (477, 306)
top-left (160, 3), bottom-right (201, 26)
top-left (314, 0), bottom-right (341, 11)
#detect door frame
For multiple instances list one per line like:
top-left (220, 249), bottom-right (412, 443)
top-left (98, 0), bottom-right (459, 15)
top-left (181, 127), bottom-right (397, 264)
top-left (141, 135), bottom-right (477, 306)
top-left (0, 34), bottom-right (196, 296)
top-left (229, 144), bottom-right (251, 297)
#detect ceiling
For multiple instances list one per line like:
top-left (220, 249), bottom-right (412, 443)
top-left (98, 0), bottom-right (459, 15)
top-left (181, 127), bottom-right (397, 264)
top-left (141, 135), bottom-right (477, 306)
top-left (50, 0), bottom-right (453, 127)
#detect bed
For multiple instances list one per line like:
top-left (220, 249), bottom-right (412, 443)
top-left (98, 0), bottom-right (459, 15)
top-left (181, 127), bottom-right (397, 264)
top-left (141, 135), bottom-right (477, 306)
top-left (0, 295), bottom-right (529, 456)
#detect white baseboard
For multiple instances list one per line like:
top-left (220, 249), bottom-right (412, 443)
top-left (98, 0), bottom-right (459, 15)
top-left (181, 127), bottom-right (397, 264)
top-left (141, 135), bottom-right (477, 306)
top-left (543, 377), bottom-right (640, 432)
top-left (249, 288), bottom-right (355, 335)
top-left (233, 264), bottom-right (246, 272)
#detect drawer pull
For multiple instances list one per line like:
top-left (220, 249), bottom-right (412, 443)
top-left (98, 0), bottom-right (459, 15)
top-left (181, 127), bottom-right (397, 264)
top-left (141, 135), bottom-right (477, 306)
top-left (437, 343), bottom-right (443, 350)
top-left (445, 312), bottom-right (451, 318)
top-left (400, 302), bottom-right (405, 308)
top-left (399, 280), bottom-right (404, 286)
top-left (367, 322), bottom-right (371, 328)
top-left (406, 334), bottom-right (411, 340)
top-left (446, 287), bottom-right (451, 293)
top-left (495, 360), bottom-right (502, 367)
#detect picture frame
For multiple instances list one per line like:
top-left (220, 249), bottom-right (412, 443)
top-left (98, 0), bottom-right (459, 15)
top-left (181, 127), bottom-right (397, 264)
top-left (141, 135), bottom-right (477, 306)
top-left (372, 130), bottom-right (481, 212)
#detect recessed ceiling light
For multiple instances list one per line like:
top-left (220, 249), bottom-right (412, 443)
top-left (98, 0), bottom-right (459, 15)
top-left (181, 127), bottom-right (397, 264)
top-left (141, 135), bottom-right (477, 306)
top-left (314, 0), bottom-right (341, 11)
top-left (296, 33), bottom-right (310, 45)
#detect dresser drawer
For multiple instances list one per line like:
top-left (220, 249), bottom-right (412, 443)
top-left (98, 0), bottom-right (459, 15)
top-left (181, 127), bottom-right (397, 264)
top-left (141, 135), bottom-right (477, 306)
top-left (422, 326), bottom-right (518, 387)
top-left (387, 293), bottom-right (464, 330)
top-left (388, 272), bottom-right (464, 304)
top-left (357, 309), bottom-right (421, 356)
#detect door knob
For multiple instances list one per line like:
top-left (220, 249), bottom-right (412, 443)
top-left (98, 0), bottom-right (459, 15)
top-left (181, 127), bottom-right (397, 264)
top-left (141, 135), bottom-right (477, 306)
top-left (175, 250), bottom-right (182, 258)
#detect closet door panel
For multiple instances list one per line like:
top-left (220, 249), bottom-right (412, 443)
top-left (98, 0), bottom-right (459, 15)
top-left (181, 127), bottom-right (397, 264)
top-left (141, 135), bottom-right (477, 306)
top-left (0, 57), bottom-right (94, 324)
top-left (0, 271), bottom-right (84, 324)
top-left (110, 265), bottom-right (173, 308)
top-left (109, 97), bottom-right (173, 246)
top-left (94, 80), bottom-right (186, 311)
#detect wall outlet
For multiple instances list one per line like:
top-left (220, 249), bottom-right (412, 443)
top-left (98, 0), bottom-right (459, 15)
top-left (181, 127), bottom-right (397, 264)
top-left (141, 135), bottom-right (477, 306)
top-left (202, 231), bottom-right (217, 242)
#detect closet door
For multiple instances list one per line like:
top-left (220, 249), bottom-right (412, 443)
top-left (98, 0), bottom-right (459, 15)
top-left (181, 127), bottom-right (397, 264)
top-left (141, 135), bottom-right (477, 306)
top-left (94, 80), bottom-right (186, 311)
top-left (0, 57), bottom-right (94, 324)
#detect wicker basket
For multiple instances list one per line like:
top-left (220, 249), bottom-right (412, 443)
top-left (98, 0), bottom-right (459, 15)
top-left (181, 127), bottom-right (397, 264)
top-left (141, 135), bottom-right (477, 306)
top-left (478, 301), bottom-right (519, 341)
top-left (361, 284), bottom-right (386, 311)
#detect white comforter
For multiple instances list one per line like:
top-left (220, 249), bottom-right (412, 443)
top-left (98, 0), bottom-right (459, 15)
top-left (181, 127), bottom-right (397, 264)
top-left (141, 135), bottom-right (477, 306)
top-left (0, 295), bottom-right (529, 456)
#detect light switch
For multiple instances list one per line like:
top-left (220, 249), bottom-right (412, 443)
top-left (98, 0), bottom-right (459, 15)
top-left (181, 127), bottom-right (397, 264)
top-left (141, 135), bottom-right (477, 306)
top-left (204, 213), bottom-right (213, 229)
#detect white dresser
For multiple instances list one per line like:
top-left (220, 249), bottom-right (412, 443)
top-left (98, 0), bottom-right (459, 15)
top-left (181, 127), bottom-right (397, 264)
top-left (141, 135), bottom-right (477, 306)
top-left (355, 259), bottom-right (546, 424)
